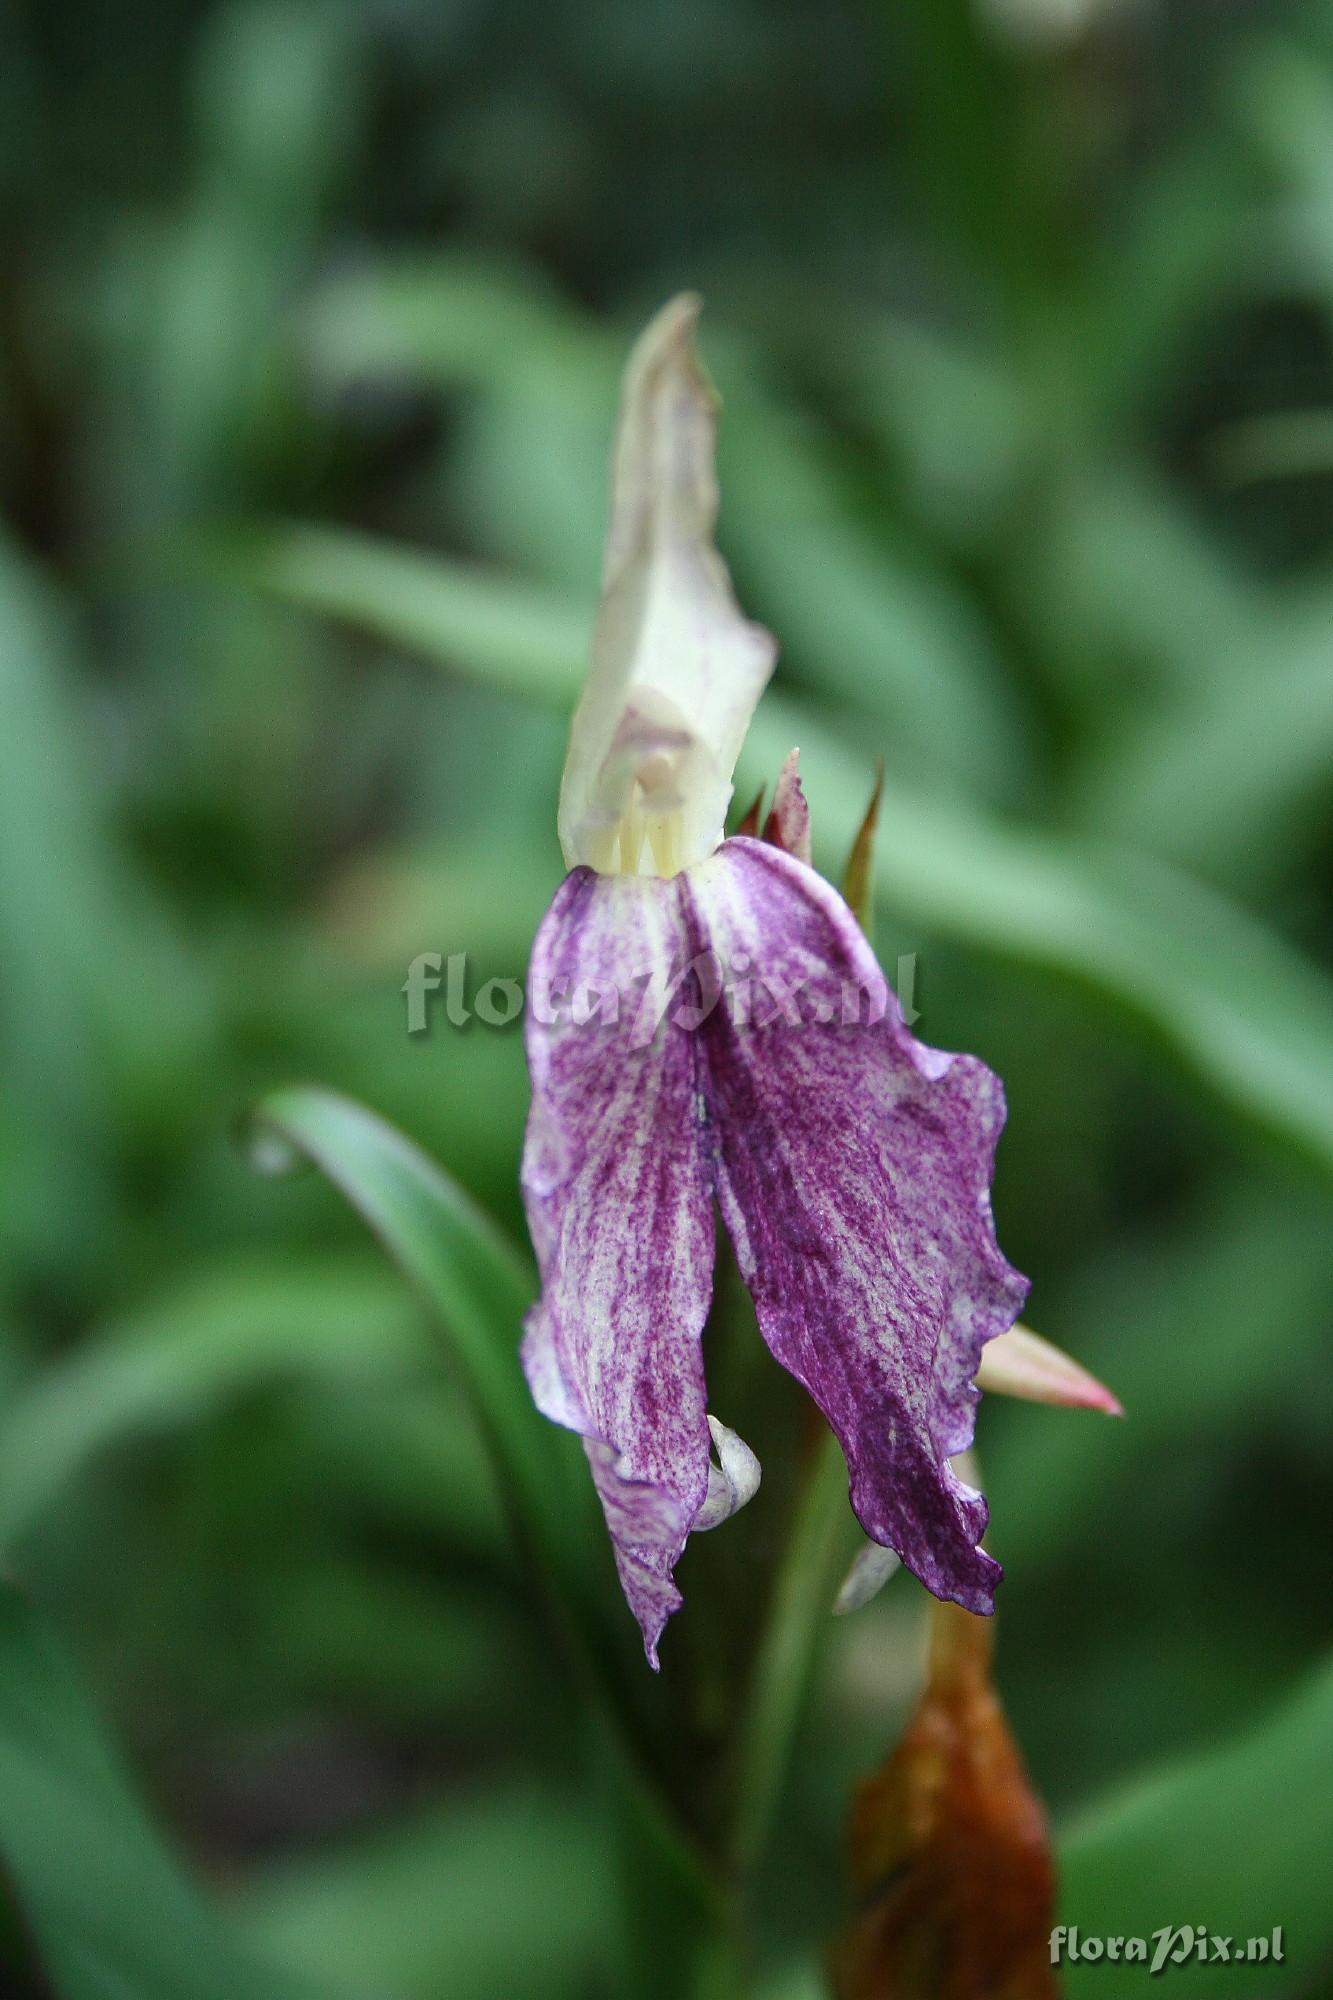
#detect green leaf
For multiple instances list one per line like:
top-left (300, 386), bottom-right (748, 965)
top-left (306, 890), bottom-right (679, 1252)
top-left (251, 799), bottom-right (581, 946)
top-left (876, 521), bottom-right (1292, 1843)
top-left (0, 540), bottom-right (196, 1086)
top-left (728, 1435), bottom-right (856, 1875)
top-left (219, 521), bottom-right (589, 705)
top-left (1072, 587), bottom-right (1333, 887)
top-left (263, 1561), bottom-right (530, 1726)
top-left (1059, 1657), bottom-right (1333, 1996)
top-left (0, 1583), bottom-right (330, 2000)
top-left (743, 701), bottom-right (1333, 1182)
top-left (989, 1175), bottom-right (1331, 1572)
top-left (715, 365), bottom-right (1032, 799)
top-left (240, 1089), bottom-right (599, 1578)
top-left (242, 1087), bottom-right (722, 1912)
top-left (0, 1256), bottom-right (431, 1545)
top-left (238, 1790), bottom-right (612, 2000)
top-left (234, 523), bottom-right (1333, 1178)
top-left (0, 538), bottom-right (206, 1272)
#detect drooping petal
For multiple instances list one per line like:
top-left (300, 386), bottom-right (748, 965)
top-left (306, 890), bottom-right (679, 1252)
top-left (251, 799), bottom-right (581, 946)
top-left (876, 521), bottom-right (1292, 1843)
top-left (685, 837), bottom-right (1029, 1616)
top-left (762, 747), bottom-right (812, 863)
top-left (519, 867), bottom-right (716, 1666)
top-left (557, 295), bottom-right (776, 878)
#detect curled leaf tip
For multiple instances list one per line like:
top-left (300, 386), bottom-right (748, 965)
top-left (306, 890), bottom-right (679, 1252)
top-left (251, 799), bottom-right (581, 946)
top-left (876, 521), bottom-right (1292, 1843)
top-left (237, 1108), bottom-right (305, 1180)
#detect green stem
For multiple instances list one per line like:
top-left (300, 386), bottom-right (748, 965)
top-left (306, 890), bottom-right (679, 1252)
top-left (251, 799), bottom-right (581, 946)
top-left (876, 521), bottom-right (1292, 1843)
top-left (609, 1737), bottom-right (745, 2000)
top-left (692, 1883), bottom-right (750, 2000)
top-left (727, 1431), bottom-right (852, 1875)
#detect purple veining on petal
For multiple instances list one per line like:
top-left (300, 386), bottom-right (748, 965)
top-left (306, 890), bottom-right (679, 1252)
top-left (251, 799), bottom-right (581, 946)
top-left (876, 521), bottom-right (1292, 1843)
top-left (684, 837), bottom-right (1029, 1616)
top-left (522, 837), bottom-right (1028, 1656)
top-left (519, 867), bottom-right (716, 1666)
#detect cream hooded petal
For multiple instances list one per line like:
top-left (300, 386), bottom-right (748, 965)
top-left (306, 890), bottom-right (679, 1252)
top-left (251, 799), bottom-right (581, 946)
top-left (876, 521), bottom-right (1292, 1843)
top-left (557, 296), bottom-right (776, 878)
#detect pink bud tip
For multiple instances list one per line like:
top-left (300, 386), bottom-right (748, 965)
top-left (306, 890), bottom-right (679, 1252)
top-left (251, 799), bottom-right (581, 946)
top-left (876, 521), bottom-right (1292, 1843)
top-left (976, 1324), bottom-right (1123, 1415)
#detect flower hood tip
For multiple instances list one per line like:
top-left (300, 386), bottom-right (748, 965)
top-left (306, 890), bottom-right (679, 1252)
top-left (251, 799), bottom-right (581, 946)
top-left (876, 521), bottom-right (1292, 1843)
top-left (556, 294), bottom-right (776, 882)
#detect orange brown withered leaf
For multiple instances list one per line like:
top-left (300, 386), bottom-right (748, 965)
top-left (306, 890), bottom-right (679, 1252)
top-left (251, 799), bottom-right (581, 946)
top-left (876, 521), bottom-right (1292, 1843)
top-left (832, 1600), bottom-right (1058, 2000)
top-left (735, 786), bottom-right (766, 838)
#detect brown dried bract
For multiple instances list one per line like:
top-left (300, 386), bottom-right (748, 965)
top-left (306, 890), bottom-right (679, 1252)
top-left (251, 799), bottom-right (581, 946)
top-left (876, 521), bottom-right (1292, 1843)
top-left (832, 1601), bottom-right (1058, 2000)
top-left (761, 747), bottom-right (812, 864)
top-left (735, 786), bottom-right (766, 838)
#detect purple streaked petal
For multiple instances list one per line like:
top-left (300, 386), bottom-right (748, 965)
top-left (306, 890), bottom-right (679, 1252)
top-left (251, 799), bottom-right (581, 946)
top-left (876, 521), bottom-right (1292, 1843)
top-left (520, 867), bottom-right (715, 1666)
top-left (685, 837), bottom-right (1029, 1616)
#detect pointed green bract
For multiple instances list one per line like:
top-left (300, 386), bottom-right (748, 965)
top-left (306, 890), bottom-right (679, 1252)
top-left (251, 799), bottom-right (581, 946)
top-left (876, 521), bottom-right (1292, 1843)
top-left (840, 761), bottom-right (884, 942)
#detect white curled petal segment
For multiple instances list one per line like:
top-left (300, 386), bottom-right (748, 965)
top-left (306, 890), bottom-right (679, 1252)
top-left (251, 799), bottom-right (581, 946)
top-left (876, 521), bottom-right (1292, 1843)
top-left (694, 1414), bottom-right (762, 1531)
top-left (833, 1540), bottom-right (902, 1615)
top-left (557, 294), bottom-right (776, 878)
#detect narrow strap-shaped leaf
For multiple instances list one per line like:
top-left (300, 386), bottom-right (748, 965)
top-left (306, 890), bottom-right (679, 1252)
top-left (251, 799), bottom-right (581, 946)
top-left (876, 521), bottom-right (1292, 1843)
top-left (242, 1085), bottom-right (588, 1586)
top-left (238, 1791), bottom-right (612, 1999)
top-left (727, 1437), bottom-right (854, 1874)
top-left (1059, 1656), bottom-right (1333, 1996)
top-left (744, 701), bottom-right (1333, 1184)
top-left (215, 521), bottom-right (590, 705)
top-left (226, 525), bottom-right (1333, 1181)
top-left (0, 1584), bottom-right (333, 2000)
top-left (0, 1258), bottom-right (429, 1545)
top-left (243, 1085), bottom-right (722, 1908)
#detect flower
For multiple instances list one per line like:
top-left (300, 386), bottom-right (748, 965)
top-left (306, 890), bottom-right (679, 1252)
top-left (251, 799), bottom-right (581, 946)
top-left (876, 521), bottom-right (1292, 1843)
top-left (521, 296), bottom-right (1030, 1666)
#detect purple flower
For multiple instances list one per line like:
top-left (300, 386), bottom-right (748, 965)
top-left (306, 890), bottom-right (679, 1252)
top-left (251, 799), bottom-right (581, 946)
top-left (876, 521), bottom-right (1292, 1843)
top-left (520, 298), bottom-right (1029, 1665)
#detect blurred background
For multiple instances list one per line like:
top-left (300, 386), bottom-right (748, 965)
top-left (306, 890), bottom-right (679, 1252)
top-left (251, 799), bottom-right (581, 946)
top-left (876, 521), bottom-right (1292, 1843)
top-left (1, 0), bottom-right (1331, 1995)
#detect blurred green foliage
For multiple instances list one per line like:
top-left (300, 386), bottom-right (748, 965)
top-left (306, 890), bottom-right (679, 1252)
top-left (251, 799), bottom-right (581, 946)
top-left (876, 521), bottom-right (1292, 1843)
top-left (2, 0), bottom-right (1332, 1994)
